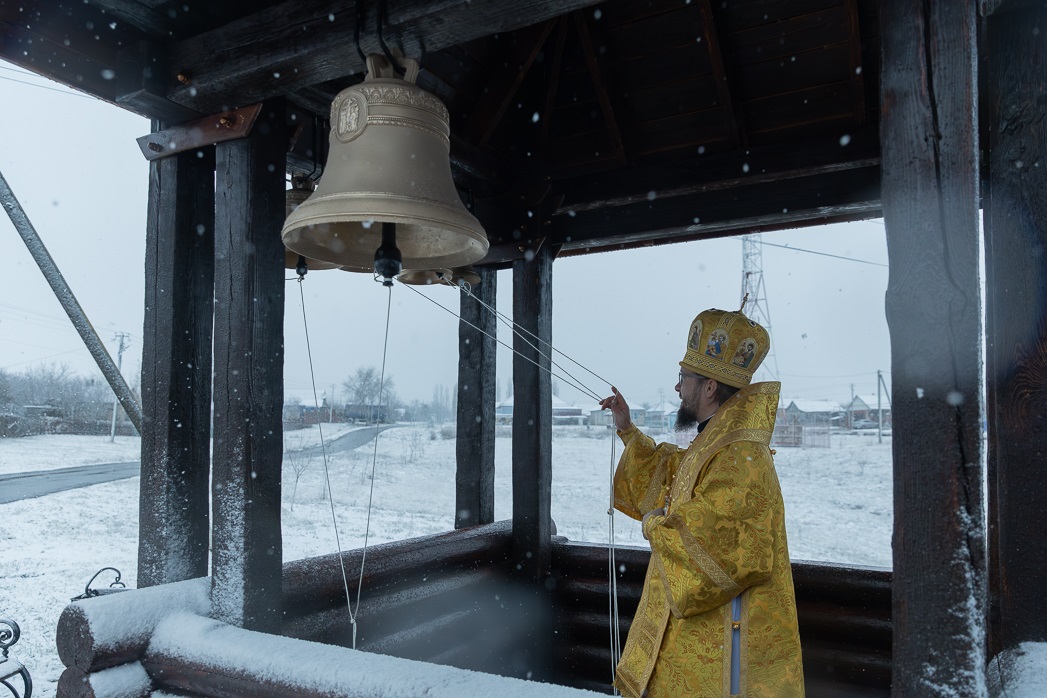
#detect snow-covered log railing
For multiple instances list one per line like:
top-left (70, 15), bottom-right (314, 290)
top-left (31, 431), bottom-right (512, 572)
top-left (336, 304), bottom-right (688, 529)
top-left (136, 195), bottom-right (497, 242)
top-left (55, 523), bottom-right (519, 697)
top-left (56, 577), bottom-right (211, 676)
top-left (143, 612), bottom-right (604, 698)
top-left (547, 539), bottom-right (892, 697)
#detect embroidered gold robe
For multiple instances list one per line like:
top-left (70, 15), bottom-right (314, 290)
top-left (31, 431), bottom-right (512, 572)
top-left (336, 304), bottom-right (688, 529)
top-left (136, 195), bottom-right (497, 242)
top-left (613, 381), bottom-right (804, 698)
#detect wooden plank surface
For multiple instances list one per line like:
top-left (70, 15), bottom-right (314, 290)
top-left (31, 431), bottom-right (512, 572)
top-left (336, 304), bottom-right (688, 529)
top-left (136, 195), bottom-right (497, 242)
top-left (879, 0), bottom-right (986, 692)
top-left (456, 267), bottom-right (498, 529)
top-left (983, 5), bottom-right (1047, 658)
top-left (138, 135), bottom-right (215, 588)
top-left (210, 98), bottom-right (287, 633)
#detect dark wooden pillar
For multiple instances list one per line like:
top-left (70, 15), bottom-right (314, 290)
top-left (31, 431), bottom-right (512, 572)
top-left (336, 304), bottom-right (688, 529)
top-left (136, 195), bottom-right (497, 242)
top-left (511, 244), bottom-right (553, 580)
top-left (880, 0), bottom-right (986, 692)
top-left (138, 127), bottom-right (215, 588)
top-left (455, 266), bottom-right (497, 529)
top-left (211, 99), bottom-right (287, 632)
top-left (984, 5), bottom-right (1047, 659)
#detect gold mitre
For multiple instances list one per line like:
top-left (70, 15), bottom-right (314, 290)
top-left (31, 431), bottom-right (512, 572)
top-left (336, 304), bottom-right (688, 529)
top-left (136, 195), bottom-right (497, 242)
top-left (680, 306), bottom-right (769, 388)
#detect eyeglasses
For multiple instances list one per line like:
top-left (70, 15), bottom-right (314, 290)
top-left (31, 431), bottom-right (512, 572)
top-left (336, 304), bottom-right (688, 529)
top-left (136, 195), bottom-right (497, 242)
top-left (678, 370), bottom-right (702, 385)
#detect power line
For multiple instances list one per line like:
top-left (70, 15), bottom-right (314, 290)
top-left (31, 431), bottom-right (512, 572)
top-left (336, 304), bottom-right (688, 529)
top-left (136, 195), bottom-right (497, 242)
top-left (749, 237), bottom-right (887, 264)
top-left (0, 73), bottom-right (94, 100)
top-left (0, 63), bottom-right (36, 77)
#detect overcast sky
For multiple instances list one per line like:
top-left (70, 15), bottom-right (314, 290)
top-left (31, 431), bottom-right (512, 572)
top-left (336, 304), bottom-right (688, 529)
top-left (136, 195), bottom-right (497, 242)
top-left (1, 60), bottom-right (891, 411)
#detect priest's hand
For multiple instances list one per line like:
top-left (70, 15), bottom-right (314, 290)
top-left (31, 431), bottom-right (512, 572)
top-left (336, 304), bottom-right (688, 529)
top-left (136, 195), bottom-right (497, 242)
top-left (641, 507), bottom-right (665, 540)
top-left (599, 386), bottom-right (633, 431)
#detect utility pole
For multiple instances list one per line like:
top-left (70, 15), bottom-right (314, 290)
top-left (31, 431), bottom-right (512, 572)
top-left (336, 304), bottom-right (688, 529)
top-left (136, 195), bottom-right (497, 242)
top-left (109, 332), bottom-right (130, 442)
top-left (877, 370), bottom-right (883, 444)
top-left (329, 383), bottom-right (335, 423)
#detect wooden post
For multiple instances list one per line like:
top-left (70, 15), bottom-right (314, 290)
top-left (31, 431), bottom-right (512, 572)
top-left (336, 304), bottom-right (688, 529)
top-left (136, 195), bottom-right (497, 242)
top-left (880, 0), bottom-right (986, 692)
top-left (511, 244), bottom-right (553, 579)
top-left (456, 266), bottom-right (497, 528)
top-left (984, 5), bottom-right (1047, 658)
top-left (138, 129), bottom-right (215, 587)
top-left (211, 99), bottom-right (287, 632)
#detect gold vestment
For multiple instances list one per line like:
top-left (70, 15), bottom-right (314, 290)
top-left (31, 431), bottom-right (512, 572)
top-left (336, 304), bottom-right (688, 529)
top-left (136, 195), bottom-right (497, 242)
top-left (613, 381), bottom-right (804, 697)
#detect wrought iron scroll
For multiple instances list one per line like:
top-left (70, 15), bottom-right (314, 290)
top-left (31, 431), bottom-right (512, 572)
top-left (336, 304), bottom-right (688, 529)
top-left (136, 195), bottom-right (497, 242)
top-left (0, 618), bottom-right (32, 698)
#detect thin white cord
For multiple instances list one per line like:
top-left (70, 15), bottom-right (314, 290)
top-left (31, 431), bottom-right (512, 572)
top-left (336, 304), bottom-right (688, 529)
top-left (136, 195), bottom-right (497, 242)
top-left (297, 279), bottom-right (356, 639)
top-left (352, 282), bottom-right (395, 648)
top-left (450, 278), bottom-right (613, 400)
top-left (402, 280), bottom-right (603, 401)
top-left (456, 279), bottom-right (616, 391)
top-left (608, 428), bottom-right (622, 692)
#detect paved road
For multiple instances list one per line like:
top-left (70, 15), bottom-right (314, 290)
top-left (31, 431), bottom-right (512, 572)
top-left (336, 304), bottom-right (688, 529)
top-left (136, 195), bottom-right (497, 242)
top-left (0, 426), bottom-right (397, 504)
top-left (0, 461), bottom-right (141, 504)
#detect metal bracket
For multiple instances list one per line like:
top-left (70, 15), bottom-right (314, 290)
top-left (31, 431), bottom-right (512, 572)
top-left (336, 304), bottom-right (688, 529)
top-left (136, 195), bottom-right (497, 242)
top-left (0, 619), bottom-right (32, 698)
top-left (70, 567), bottom-right (127, 602)
top-left (136, 103), bottom-right (263, 161)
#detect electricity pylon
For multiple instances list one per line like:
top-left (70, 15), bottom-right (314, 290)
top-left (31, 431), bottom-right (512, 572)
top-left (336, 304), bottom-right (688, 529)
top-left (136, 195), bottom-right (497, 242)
top-left (741, 233), bottom-right (780, 381)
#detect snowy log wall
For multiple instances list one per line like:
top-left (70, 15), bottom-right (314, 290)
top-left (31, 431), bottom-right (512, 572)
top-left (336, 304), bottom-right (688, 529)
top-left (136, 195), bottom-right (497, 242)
top-left (281, 519), bottom-right (525, 674)
top-left (55, 524), bottom-right (892, 697)
top-left (548, 540), bottom-right (892, 696)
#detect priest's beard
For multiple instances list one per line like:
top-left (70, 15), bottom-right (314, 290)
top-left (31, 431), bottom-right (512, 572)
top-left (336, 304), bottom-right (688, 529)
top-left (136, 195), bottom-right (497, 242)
top-left (676, 403), bottom-right (699, 432)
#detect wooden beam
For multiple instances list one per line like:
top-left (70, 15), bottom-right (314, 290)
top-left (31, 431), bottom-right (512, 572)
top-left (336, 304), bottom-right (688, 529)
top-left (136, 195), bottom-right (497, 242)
top-left (166, 0), bottom-right (604, 114)
top-left (455, 267), bottom-right (498, 529)
top-left (880, 0), bottom-right (985, 693)
top-left (511, 239), bottom-right (554, 580)
top-left (983, 5), bottom-right (1047, 658)
top-left (211, 98), bottom-right (287, 633)
top-left (137, 128), bottom-right (215, 588)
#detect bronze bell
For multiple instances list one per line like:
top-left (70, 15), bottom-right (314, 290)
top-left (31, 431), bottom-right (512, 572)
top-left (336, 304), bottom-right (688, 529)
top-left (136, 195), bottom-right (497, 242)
top-left (450, 265), bottom-right (481, 287)
top-left (282, 54), bottom-right (488, 272)
top-left (396, 268), bottom-right (452, 285)
top-left (396, 265), bottom-right (482, 287)
top-left (285, 176), bottom-right (339, 272)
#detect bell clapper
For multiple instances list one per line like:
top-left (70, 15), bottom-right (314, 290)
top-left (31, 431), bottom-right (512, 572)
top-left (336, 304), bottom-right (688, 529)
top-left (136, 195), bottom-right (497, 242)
top-left (373, 221), bottom-right (402, 286)
top-left (295, 254), bottom-right (309, 279)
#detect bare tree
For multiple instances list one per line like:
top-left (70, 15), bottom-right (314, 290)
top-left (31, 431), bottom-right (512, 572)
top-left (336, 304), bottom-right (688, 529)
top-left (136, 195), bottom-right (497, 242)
top-left (343, 367), bottom-right (396, 422)
top-left (284, 434), bottom-right (313, 510)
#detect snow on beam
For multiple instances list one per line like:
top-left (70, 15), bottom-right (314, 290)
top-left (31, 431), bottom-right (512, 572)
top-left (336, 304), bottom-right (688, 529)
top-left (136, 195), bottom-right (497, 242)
top-left (144, 612), bottom-right (604, 698)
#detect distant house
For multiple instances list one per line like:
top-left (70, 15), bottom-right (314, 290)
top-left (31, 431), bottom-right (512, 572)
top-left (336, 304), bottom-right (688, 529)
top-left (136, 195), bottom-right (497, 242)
top-left (644, 401), bottom-right (679, 433)
top-left (845, 394), bottom-right (891, 428)
top-left (497, 395), bottom-right (586, 426)
top-left (589, 404), bottom-right (646, 428)
top-left (779, 399), bottom-right (843, 428)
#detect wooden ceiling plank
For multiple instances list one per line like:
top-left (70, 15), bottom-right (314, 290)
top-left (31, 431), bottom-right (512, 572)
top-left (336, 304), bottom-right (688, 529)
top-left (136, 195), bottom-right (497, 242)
top-left (548, 165), bottom-right (881, 252)
top-left (539, 17), bottom-right (570, 149)
top-left (467, 20), bottom-right (557, 147)
top-left (551, 125), bottom-right (879, 211)
top-left (85, 0), bottom-right (170, 38)
top-left (573, 12), bottom-right (626, 164)
top-left (844, 0), bottom-right (868, 126)
top-left (698, 0), bottom-right (748, 150)
top-left (166, 0), bottom-right (603, 115)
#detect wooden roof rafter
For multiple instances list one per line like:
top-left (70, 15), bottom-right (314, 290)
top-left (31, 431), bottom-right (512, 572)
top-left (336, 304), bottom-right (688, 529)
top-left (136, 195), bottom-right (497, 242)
top-left (844, 0), bottom-right (868, 126)
top-left (465, 20), bottom-right (557, 148)
top-left (572, 11), bottom-right (627, 166)
top-left (699, 0), bottom-right (750, 151)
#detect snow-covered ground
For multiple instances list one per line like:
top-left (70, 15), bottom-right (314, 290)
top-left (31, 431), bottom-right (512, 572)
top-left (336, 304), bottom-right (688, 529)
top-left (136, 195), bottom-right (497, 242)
top-left (0, 424), bottom-right (891, 697)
